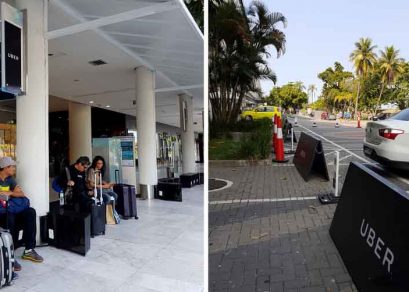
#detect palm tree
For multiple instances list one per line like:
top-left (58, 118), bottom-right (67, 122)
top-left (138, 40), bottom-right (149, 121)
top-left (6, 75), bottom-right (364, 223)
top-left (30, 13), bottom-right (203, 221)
top-left (209, 0), bottom-right (287, 124)
top-left (350, 37), bottom-right (377, 117)
top-left (375, 46), bottom-right (404, 114)
top-left (308, 84), bottom-right (317, 104)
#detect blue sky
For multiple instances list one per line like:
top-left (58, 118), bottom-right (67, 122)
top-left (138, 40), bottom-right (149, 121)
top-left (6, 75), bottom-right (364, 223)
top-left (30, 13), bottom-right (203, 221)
top-left (242, 0), bottom-right (409, 101)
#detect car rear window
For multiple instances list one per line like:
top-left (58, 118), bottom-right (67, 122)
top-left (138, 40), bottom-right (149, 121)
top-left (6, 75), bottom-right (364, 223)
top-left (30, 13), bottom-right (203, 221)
top-left (390, 109), bottom-right (409, 121)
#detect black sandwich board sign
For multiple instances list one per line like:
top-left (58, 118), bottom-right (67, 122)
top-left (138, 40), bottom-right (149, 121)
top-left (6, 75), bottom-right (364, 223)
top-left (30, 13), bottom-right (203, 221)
top-left (0, 2), bottom-right (24, 98)
top-left (330, 162), bottom-right (409, 292)
top-left (293, 132), bottom-right (329, 181)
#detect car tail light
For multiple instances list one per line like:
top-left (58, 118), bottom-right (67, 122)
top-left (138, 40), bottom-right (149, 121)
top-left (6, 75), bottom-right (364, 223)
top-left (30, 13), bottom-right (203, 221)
top-left (379, 128), bottom-right (405, 140)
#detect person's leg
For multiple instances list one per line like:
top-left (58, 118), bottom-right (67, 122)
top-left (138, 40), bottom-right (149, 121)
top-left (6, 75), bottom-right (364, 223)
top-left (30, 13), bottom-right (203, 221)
top-left (19, 208), bottom-right (36, 250)
top-left (4, 212), bottom-right (22, 271)
top-left (101, 192), bottom-right (110, 205)
top-left (20, 208), bottom-right (43, 263)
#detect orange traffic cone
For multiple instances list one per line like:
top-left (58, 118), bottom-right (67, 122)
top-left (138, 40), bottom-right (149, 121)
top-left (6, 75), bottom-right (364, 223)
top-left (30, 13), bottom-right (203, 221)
top-left (273, 117), bottom-right (289, 163)
top-left (357, 114), bottom-right (361, 128)
top-left (272, 114), bottom-right (278, 153)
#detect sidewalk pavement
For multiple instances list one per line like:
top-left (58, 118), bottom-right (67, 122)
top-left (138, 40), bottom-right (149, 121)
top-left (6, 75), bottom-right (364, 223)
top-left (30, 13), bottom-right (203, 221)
top-left (209, 164), bottom-right (356, 292)
top-left (10, 186), bottom-right (204, 292)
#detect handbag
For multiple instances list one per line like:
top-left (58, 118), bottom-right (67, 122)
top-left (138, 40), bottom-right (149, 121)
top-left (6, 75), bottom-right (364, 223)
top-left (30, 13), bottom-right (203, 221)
top-left (0, 196), bottom-right (30, 214)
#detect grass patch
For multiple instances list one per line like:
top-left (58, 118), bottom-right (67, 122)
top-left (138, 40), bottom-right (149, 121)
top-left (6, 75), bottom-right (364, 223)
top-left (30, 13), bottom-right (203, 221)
top-left (209, 138), bottom-right (241, 160)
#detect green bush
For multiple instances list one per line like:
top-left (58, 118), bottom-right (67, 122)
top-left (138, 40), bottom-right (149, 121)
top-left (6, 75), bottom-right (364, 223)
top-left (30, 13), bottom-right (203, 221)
top-left (238, 120), bottom-right (271, 159)
top-left (210, 119), bottom-right (272, 160)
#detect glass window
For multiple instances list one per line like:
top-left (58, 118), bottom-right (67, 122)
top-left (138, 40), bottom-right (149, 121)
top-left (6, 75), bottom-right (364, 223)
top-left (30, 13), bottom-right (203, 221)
top-left (390, 109), bottom-right (409, 121)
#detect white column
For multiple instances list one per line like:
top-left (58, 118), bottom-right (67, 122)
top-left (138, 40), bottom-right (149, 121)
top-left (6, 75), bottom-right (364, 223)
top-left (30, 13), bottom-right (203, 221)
top-left (179, 94), bottom-right (195, 173)
top-left (68, 102), bottom-right (92, 163)
top-left (15, 0), bottom-right (49, 225)
top-left (135, 66), bottom-right (157, 199)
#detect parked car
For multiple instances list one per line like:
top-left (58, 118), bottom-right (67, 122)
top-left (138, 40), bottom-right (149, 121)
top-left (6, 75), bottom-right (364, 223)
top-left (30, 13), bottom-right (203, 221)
top-left (364, 108), bottom-right (409, 170)
top-left (240, 106), bottom-right (282, 121)
top-left (371, 112), bottom-right (393, 121)
top-left (321, 112), bottom-right (328, 120)
top-left (343, 112), bottom-right (352, 119)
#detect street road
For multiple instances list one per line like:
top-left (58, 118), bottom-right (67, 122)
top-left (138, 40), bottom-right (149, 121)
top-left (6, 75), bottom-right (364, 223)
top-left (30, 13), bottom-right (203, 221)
top-left (287, 117), bottom-right (409, 192)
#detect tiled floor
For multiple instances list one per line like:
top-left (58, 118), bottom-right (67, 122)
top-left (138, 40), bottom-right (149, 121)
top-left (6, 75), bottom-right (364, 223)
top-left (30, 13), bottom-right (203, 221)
top-left (10, 185), bottom-right (204, 292)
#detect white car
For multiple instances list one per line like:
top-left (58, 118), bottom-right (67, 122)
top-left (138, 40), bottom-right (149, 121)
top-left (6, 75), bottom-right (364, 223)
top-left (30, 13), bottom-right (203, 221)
top-left (364, 108), bottom-right (409, 170)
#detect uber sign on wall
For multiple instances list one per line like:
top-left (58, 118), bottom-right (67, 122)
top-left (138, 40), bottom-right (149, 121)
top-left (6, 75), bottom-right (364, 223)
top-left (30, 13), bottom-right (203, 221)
top-left (1, 2), bottom-right (24, 97)
top-left (4, 20), bottom-right (21, 92)
top-left (330, 162), bottom-right (409, 291)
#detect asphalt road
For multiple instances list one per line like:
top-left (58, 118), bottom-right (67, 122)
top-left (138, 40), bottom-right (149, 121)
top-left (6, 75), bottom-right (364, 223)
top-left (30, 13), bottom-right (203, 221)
top-left (286, 117), bottom-right (409, 192)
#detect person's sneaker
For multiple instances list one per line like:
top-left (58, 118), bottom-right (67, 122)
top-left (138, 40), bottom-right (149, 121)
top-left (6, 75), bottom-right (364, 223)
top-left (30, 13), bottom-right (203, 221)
top-left (21, 249), bottom-right (43, 263)
top-left (12, 271), bottom-right (19, 281)
top-left (13, 260), bottom-right (21, 271)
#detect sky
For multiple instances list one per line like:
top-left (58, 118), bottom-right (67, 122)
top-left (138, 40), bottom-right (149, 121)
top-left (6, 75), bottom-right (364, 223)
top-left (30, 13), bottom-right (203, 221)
top-left (242, 0), bottom-right (409, 102)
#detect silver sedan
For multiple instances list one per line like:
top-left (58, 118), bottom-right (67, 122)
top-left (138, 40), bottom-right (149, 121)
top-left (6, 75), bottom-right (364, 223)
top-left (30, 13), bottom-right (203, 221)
top-left (364, 108), bottom-right (409, 170)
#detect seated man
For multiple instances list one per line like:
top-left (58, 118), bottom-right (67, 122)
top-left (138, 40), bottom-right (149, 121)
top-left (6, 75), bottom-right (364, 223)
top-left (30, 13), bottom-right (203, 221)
top-left (56, 156), bottom-right (91, 212)
top-left (0, 157), bottom-right (44, 272)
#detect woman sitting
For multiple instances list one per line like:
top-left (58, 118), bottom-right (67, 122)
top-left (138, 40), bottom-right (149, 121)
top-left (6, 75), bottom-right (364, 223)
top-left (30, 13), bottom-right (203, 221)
top-left (87, 156), bottom-right (118, 207)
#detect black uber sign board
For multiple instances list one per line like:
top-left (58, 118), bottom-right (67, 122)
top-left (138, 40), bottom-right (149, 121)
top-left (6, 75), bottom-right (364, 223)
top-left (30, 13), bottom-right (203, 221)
top-left (3, 20), bottom-right (22, 94)
top-left (330, 162), bottom-right (409, 291)
top-left (293, 132), bottom-right (329, 181)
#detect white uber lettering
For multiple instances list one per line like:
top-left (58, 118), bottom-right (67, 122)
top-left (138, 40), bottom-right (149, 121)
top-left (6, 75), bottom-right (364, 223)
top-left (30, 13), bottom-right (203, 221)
top-left (366, 228), bottom-right (375, 247)
top-left (374, 237), bottom-right (384, 260)
top-left (382, 248), bottom-right (394, 274)
top-left (359, 218), bottom-right (394, 274)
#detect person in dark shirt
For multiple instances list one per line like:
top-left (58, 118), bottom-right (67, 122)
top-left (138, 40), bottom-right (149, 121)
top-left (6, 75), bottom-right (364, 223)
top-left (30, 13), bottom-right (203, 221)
top-left (0, 157), bottom-right (44, 273)
top-left (57, 156), bottom-right (91, 212)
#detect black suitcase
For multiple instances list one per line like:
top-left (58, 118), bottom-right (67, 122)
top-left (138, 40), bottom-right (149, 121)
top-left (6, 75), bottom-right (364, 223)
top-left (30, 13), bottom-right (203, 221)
top-left (90, 202), bottom-right (106, 237)
top-left (113, 184), bottom-right (138, 220)
top-left (90, 170), bottom-right (106, 237)
top-left (113, 170), bottom-right (138, 220)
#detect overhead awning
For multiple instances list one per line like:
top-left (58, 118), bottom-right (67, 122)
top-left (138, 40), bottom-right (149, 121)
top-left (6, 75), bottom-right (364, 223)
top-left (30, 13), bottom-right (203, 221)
top-left (48, 0), bottom-right (203, 131)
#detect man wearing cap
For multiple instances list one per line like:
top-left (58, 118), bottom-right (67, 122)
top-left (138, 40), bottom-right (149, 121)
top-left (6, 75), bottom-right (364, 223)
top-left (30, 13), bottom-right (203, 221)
top-left (0, 157), bottom-right (44, 272)
top-left (57, 156), bottom-right (91, 212)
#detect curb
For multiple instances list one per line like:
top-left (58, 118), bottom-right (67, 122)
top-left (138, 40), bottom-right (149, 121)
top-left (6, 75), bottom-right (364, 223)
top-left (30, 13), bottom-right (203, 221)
top-left (209, 158), bottom-right (272, 167)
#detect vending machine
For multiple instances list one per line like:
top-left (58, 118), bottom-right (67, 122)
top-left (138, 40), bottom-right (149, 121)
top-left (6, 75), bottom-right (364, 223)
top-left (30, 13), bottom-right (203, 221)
top-left (92, 137), bottom-right (137, 188)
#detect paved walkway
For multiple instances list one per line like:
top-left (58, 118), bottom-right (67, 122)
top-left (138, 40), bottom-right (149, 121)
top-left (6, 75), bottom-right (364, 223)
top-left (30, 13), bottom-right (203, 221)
top-left (209, 164), bottom-right (357, 292)
top-left (10, 186), bottom-right (204, 292)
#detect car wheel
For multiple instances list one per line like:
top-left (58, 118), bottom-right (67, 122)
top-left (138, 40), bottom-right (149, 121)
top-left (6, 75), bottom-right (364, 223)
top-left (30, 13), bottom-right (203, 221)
top-left (245, 116), bottom-right (253, 121)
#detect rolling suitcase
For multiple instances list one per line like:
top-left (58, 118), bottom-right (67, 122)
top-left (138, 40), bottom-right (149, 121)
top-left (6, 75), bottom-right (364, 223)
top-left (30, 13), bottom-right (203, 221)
top-left (113, 170), bottom-right (138, 220)
top-left (90, 171), bottom-right (106, 237)
top-left (0, 228), bottom-right (14, 287)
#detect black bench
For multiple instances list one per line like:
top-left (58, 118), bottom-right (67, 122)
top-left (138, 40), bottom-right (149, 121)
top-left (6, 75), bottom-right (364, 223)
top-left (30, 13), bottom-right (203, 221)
top-left (180, 173), bottom-right (199, 188)
top-left (41, 201), bottom-right (91, 256)
top-left (154, 178), bottom-right (182, 202)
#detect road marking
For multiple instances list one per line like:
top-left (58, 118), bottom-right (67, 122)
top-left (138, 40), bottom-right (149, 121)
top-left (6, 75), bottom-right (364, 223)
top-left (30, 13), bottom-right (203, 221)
top-left (209, 178), bottom-right (233, 192)
top-left (339, 154), bottom-right (352, 162)
top-left (298, 124), bottom-right (373, 164)
top-left (325, 151), bottom-right (336, 157)
top-left (209, 196), bottom-right (317, 205)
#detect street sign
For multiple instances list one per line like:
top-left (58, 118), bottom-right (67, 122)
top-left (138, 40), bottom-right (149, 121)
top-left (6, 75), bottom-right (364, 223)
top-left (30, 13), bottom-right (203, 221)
top-left (330, 162), bottom-right (409, 291)
top-left (1, 2), bottom-right (24, 96)
top-left (293, 132), bottom-right (329, 181)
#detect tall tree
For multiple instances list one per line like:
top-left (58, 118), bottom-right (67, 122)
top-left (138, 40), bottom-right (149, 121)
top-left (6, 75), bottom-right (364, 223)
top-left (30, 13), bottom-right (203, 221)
top-left (308, 84), bottom-right (316, 104)
top-left (184, 0), bottom-right (204, 32)
top-left (350, 37), bottom-right (377, 116)
top-left (375, 46), bottom-right (404, 114)
top-left (267, 82), bottom-right (308, 109)
top-left (209, 0), bottom-right (287, 124)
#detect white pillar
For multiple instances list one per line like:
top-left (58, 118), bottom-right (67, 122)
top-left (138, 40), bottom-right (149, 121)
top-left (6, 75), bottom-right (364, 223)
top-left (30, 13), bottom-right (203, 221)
top-left (68, 102), bottom-right (92, 163)
top-left (135, 66), bottom-right (157, 199)
top-left (179, 94), bottom-right (195, 173)
top-left (15, 0), bottom-right (49, 223)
